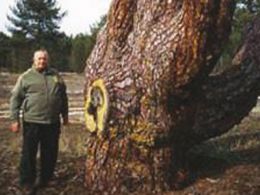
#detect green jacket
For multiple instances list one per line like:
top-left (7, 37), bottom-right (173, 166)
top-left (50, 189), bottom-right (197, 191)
top-left (10, 66), bottom-right (68, 124)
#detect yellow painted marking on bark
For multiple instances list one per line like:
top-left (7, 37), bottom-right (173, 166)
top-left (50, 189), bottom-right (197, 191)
top-left (85, 79), bottom-right (109, 136)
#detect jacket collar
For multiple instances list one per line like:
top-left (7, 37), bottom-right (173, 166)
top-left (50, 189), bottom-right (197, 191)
top-left (32, 65), bottom-right (51, 75)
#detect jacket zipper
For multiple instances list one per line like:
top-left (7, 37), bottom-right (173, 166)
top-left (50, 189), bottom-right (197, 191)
top-left (43, 73), bottom-right (50, 120)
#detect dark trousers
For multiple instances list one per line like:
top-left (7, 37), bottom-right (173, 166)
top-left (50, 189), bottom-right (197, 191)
top-left (20, 121), bottom-right (60, 186)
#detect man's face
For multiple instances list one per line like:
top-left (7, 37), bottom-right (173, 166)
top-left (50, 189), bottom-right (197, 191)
top-left (34, 51), bottom-right (48, 71)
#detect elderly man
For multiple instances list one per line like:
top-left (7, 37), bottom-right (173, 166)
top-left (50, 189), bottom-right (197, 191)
top-left (10, 49), bottom-right (68, 192)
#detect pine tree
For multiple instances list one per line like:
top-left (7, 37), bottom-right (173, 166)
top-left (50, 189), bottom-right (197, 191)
top-left (70, 15), bottom-right (106, 73)
top-left (0, 32), bottom-right (12, 70)
top-left (213, 0), bottom-right (260, 73)
top-left (7, 0), bottom-right (66, 47)
top-left (7, 0), bottom-right (71, 71)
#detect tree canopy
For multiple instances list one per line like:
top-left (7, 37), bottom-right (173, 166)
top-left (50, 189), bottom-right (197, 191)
top-left (7, 0), bottom-right (66, 41)
top-left (5, 0), bottom-right (70, 71)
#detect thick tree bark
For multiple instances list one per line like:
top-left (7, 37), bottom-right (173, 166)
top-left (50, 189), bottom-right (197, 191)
top-left (81, 0), bottom-right (260, 193)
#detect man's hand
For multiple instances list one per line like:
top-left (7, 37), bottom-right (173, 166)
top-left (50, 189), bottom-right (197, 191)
top-left (10, 121), bottom-right (20, 133)
top-left (63, 116), bottom-right (69, 125)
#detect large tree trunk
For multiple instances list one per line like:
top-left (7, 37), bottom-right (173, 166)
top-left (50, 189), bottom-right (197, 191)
top-left (83, 0), bottom-right (259, 193)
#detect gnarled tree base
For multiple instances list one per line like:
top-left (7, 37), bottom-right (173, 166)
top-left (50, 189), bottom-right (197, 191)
top-left (85, 136), bottom-right (176, 193)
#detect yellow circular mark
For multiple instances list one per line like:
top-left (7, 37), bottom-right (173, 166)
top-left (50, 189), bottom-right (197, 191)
top-left (84, 79), bottom-right (109, 135)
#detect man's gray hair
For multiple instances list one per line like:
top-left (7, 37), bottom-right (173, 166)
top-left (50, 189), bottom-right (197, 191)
top-left (33, 49), bottom-right (49, 60)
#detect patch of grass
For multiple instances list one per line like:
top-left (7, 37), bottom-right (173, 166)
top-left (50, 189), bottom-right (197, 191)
top-left (59, 123), bottom-right (87, 157)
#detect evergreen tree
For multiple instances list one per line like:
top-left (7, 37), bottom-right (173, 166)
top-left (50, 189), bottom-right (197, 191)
top-left (70, 15), bottom-right (106, 73)
top-left (88, 15), bottom-right (107, 44)
top-left (238, 0), bottom-right (260, 14)
top-left (0, 32), bottom-right (12, 70)
top-left (7, 0), bottom-right (71, 71)
top-left (9, 32), bottom-right (33, 72)
top-left (214, 0), bottom-right (260, 73)
top-left (70, 34), bottom-right (88, 73)
top-left (229, 0), bottom-right (260, 57)
top-left (7, 0), bottom-right (66, 46)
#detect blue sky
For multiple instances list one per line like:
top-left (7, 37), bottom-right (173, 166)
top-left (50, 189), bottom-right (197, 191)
top-left (0, 0), bottom-right (112, 36)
